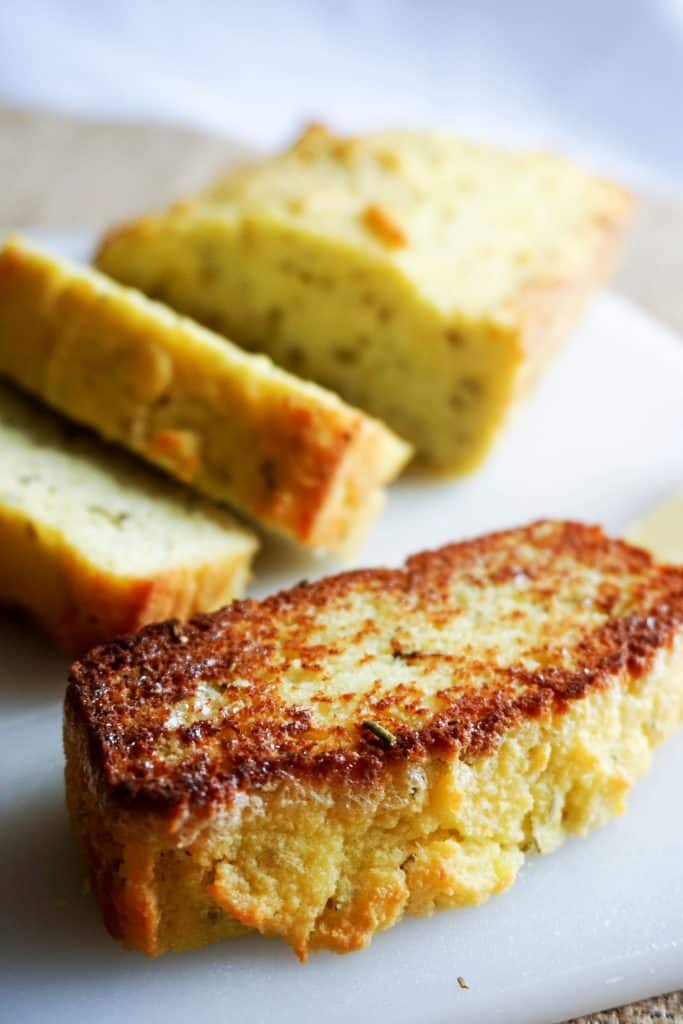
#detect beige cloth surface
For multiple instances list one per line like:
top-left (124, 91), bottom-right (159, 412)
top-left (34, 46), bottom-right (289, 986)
top-left (0, 106), bottom-right (681, 1024)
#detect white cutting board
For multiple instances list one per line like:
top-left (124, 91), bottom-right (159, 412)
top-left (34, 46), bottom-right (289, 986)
top-left (1, 231), bottom-right (683, 1024)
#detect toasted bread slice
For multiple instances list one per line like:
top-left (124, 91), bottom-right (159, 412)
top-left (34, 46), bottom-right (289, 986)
top-left (96, 125), bottom-right (633, 473)
top-left (0, 381), bottom-right (257, 654)
top-left (65, 520), bottom-right (683, 958)
top-left (0, 237), bottom-right (411, 553)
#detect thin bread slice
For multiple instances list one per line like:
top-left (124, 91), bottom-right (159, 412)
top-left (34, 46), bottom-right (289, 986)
top-left (96, 125), bottom-right (633, 473)
top-left (0, 381), bottom-right (257, 654)
top-left (65, 520), bottom-right (683, 959)
top-left (0, 237), bottom-right (411, 553)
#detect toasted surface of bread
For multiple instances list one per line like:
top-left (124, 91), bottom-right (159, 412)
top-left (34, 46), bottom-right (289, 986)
top-left (0, 381), bottom-right (257, 653)
top-left (65, 521), bottom-right (683, 958)
top-left (96, 125), bottom-right (633, 472)
top-left (0, 237), bottom-right (411, 552)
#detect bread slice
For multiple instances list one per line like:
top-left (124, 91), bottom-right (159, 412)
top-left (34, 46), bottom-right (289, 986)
top-left (96, 125), bottom-right (633, 473)
top-left (64, 520), bottom-right (683, 959)
top-left (0, 380), bottom-right (257, 654)
top-left (0, 237), bottom-right (411, 553)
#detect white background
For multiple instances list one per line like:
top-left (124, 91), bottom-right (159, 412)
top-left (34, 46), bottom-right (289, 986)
top-left (1, 0), bottom-right (682, 191)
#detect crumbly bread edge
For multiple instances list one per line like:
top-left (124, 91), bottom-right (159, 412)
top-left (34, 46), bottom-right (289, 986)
top-left (64, 628), bottom-right (683, 958)
top-left (94, 161), bottom-right (634, 475)
top-left (64, 522), bottom-right (683, 957)
top-left (0, 237), bottom-right (412, 553)
top-left (0, 501), bottom-right (256, 655)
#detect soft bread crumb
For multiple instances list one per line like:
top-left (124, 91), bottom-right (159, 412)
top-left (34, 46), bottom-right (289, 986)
top-left (96, 127), bottom-right (633, 473)
top-left (0, 237), bottom-right (411, 553)
top-left (0, 381), bottom-right (257, 653)
top-left (65, 521), bottom-right (683, 956)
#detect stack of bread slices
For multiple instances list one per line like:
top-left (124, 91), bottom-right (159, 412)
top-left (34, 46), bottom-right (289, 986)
top-left (0, 126), bottom-right (632, 652)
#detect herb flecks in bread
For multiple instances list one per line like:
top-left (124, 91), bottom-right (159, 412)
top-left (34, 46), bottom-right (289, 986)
top-left (0, 237), bottom-right (411, 553)
top-left (0, 382), bottom-right (257, 653)
top-left (97, 125), bottom-right (633, 472)
top-left (65, 521), bottom-right (683, 958)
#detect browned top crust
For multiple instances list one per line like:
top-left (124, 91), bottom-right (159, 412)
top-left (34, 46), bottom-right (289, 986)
top-left (66, 521), bottom-right (683, 815)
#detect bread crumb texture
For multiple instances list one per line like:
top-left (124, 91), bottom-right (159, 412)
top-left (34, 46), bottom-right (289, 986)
top-left (65, 521), bottom-right (683, 958)
top-left (0, 237), bottom-right (410, 552)
top-left (97, 125), bottom-right (633, 472)
top-left (0, 382), bottom-right (257, 653)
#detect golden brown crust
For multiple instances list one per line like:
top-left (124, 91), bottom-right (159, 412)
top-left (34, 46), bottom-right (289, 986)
top-left (64, 704), bottom-right (163, 952)
top-left (66, 520), bottom-right (683, 813)
top-left (361, 203), bottom-right (408, 248)
top-left (0, 376), bottom-right (258, 655)
top-left (2, 535), bottom-right (252, 657)
top-left (0, 238), bottom-right (411, 552)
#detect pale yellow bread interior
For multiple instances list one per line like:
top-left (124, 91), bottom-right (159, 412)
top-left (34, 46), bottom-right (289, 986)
top-left (0, 237), bottom-right (411, 553)
top-left (0, 381), bottom-right (257, 652)
top-left (65, 521), bottom-right (683, 957)
top-left (97, 126), bottom-right (633, 472)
